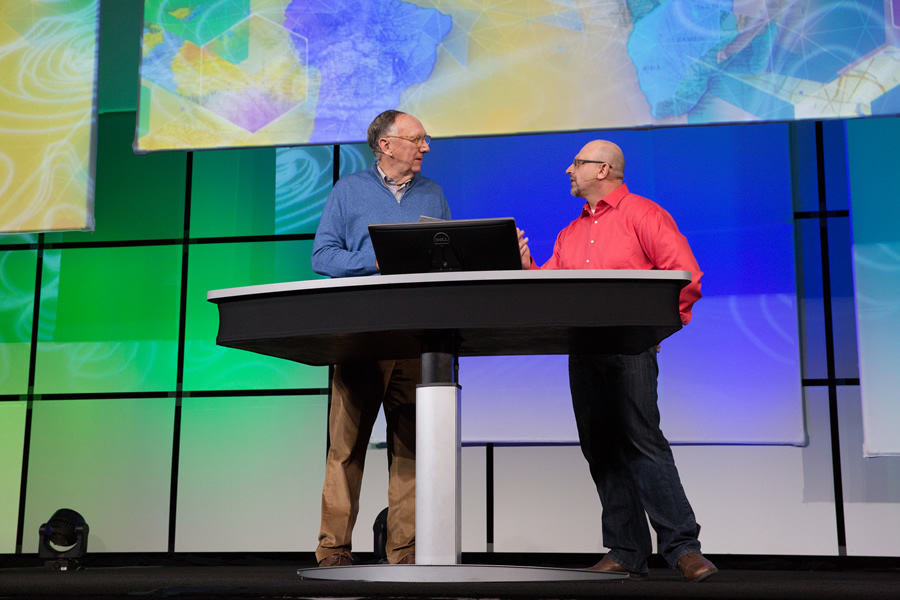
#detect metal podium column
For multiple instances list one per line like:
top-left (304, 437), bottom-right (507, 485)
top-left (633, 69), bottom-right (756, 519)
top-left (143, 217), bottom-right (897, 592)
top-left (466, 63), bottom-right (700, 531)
top-left (416, 334), bottom-right (462, 565)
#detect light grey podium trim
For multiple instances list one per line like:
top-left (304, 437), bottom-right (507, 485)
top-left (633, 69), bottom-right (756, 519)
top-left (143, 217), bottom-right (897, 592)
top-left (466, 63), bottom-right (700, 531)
top-left (296, 564), bottom-right (627, 582)
top-left (208, 269), bottom-right (691, 301)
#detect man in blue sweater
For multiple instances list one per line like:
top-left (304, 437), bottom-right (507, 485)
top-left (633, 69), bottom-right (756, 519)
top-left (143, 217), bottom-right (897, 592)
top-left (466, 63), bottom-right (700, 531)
top-left (311, 110), bottom-right (451, 567)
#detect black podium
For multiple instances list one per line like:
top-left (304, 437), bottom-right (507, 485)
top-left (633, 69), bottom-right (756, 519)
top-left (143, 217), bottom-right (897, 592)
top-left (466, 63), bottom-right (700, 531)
top-left (208, 269), bottom-right (690, 582)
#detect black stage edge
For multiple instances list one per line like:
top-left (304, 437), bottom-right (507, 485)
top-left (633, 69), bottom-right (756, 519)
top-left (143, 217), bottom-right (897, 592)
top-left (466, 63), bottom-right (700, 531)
top-left (2, 553), bottom-right (899, 599)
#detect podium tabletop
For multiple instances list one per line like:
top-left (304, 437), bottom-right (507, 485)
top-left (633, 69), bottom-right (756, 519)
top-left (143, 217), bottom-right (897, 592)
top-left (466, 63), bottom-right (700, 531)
top-left (208, 269), bottom-right (690, 365)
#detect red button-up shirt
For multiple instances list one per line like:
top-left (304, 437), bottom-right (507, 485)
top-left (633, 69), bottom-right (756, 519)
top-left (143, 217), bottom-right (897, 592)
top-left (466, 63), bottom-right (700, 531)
top-left (535, 183), bottom-right (702, 325)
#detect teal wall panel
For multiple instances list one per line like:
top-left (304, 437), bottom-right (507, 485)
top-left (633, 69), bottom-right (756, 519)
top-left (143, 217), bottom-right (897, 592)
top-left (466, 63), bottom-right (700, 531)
top-left (192, 144), bottom-right (335, 238)
top-left (847, 117), bottom-right (900, 456)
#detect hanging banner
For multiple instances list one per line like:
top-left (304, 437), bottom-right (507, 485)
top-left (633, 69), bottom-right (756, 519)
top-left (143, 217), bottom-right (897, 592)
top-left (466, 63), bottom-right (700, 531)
top-left (0, 0), bottom-right (98, 234)
top-left (136, 0), bottom-right (900, 152)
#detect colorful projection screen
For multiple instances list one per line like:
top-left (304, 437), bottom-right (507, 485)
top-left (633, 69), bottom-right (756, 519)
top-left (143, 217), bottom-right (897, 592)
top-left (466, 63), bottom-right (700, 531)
top-left (0, 0), bottom-right (98, 234)
top-left (136, 0), bottom-right (900, 152)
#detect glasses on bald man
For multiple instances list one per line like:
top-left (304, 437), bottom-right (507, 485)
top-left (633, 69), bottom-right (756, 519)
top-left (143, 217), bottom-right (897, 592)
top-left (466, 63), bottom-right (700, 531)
top-left (572, 159), bottom-right (607, 168)
top-left (384, 135), bottom-right (431, 147)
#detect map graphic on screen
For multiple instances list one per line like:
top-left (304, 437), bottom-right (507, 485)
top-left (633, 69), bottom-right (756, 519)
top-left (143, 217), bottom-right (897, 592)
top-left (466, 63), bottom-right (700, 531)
top-left (135, 0), bottom-right (900, 152)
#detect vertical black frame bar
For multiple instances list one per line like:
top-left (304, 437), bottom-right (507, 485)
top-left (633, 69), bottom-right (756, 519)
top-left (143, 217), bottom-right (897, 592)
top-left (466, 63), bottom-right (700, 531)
top-left (486, 443), bottom-right (494, 552)
top-left (167, 151), bottom-right (194, 553)
top-left (815, 121), bottom-right (847, 555)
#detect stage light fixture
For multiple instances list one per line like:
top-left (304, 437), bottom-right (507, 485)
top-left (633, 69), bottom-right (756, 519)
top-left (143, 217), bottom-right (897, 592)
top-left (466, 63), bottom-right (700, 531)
top-left (39, 508), bottom-right (89, 570)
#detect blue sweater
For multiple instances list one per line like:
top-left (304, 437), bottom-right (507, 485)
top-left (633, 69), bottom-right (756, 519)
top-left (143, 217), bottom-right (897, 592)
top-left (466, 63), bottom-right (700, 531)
top-left (312, 162), bottom-right (451, 277)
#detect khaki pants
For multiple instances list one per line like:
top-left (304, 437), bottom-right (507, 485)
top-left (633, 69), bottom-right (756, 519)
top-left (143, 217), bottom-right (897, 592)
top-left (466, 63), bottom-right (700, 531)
top-left (316, 359), bottom-right (418, 564)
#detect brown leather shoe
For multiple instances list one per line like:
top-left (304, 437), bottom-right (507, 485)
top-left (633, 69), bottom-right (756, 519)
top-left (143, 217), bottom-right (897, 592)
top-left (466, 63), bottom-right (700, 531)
top-left (395, 551), bottom-right (415, 565)
top-left (676, 552), bottom-right (717, 582)
top-left (317, 551), bottom-right (354, 567)
top-left (586, 555), bottom-right (648, 580)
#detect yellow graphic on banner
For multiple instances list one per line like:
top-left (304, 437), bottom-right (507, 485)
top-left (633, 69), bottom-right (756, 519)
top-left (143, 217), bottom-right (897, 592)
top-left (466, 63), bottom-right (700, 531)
top-left (168, 8), bottom-right (193, 19)
top-left (0, 0), bottom-right (98, 234)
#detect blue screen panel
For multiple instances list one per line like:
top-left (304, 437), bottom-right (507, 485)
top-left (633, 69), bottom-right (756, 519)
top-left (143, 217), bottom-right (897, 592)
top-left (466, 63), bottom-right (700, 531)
top-left (426, 124), bottom-right (804, 444)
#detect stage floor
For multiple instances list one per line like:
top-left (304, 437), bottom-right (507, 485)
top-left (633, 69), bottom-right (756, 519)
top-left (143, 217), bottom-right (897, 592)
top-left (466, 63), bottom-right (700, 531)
top-left (2, 555), bottom-right (900, 600)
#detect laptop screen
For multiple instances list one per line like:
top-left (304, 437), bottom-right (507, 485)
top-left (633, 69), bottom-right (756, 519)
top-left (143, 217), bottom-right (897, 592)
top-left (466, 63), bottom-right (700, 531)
top-left (369, 217), bottom-right (523, 275)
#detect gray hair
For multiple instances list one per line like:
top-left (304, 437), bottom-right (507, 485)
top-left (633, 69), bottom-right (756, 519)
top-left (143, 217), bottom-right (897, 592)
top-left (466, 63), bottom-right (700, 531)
top-left (367, 110), bottom-right (406, 157)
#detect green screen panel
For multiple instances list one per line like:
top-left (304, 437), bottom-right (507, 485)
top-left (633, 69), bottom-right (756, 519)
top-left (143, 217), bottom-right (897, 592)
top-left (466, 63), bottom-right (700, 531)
top-left (339, 143), bottom-right (375, 178)
top-left (191, 146), bottom-right (275, 238)
top-left (273, 145), bottom-right (334, 235)
top-left (97, 0), bottom-right (142, 112)
top-left (44, 111), bottom-right (187, 244)
top-left (190, 145), bottom-right (330, 238)
top-left (22, 397), bottom-right (174, 553)
top-left (175, 394), bottom-right (326, 551)
top-left (0, 234), bottom-right (38, 246)
top-left (183, 240), bottom-right (327, 391)
top-left (0, 249), bottom-right (36, 395)
top-left (0, 401), bottom-right (26, 553)
top-left (34, 245), bottom-right (182, 394)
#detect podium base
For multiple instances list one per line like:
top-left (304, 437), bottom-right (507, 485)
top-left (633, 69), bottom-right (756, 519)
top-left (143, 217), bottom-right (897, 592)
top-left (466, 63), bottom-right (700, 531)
top-left (297, 563), bottom-right (627, 582)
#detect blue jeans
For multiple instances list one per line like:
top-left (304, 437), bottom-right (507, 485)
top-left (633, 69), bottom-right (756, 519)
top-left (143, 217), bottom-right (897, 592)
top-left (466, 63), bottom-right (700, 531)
top-left (569, 349), bottom-right (701, 572)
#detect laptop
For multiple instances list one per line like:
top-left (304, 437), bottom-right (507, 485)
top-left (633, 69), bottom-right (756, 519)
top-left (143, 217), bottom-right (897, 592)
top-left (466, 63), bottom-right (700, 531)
top-left (368, 217), bottom-right (523, 275)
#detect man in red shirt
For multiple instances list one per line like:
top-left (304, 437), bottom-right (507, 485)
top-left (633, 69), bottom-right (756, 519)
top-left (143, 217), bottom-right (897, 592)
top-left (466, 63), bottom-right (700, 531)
top-left (519, 140), bottom-right (717, 582)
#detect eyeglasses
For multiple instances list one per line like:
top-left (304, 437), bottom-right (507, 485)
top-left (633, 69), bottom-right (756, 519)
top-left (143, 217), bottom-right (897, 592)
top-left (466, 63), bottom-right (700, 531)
top-left (384, 135), bottom-right (431, 146)
top-left (572, 159), bottom-right (607, 168)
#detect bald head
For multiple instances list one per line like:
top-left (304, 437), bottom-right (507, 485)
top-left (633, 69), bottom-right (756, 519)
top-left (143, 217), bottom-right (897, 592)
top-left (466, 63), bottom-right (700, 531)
top-left (581, 140), bottom-right (625, 175)
top-left (565, 140), bottom-right (626, 207)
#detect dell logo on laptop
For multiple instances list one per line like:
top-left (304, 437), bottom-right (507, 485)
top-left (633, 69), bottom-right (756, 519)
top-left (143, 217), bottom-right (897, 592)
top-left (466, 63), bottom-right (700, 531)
top-left (433, 232), bottom-right (450, 245)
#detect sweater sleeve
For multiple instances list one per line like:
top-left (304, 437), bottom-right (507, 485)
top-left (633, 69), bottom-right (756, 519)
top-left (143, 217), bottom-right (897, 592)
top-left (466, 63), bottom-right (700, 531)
top-left (311, 184), bottom-right (378, 278)
top-left (439, 187), bottom-right (452, 221)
